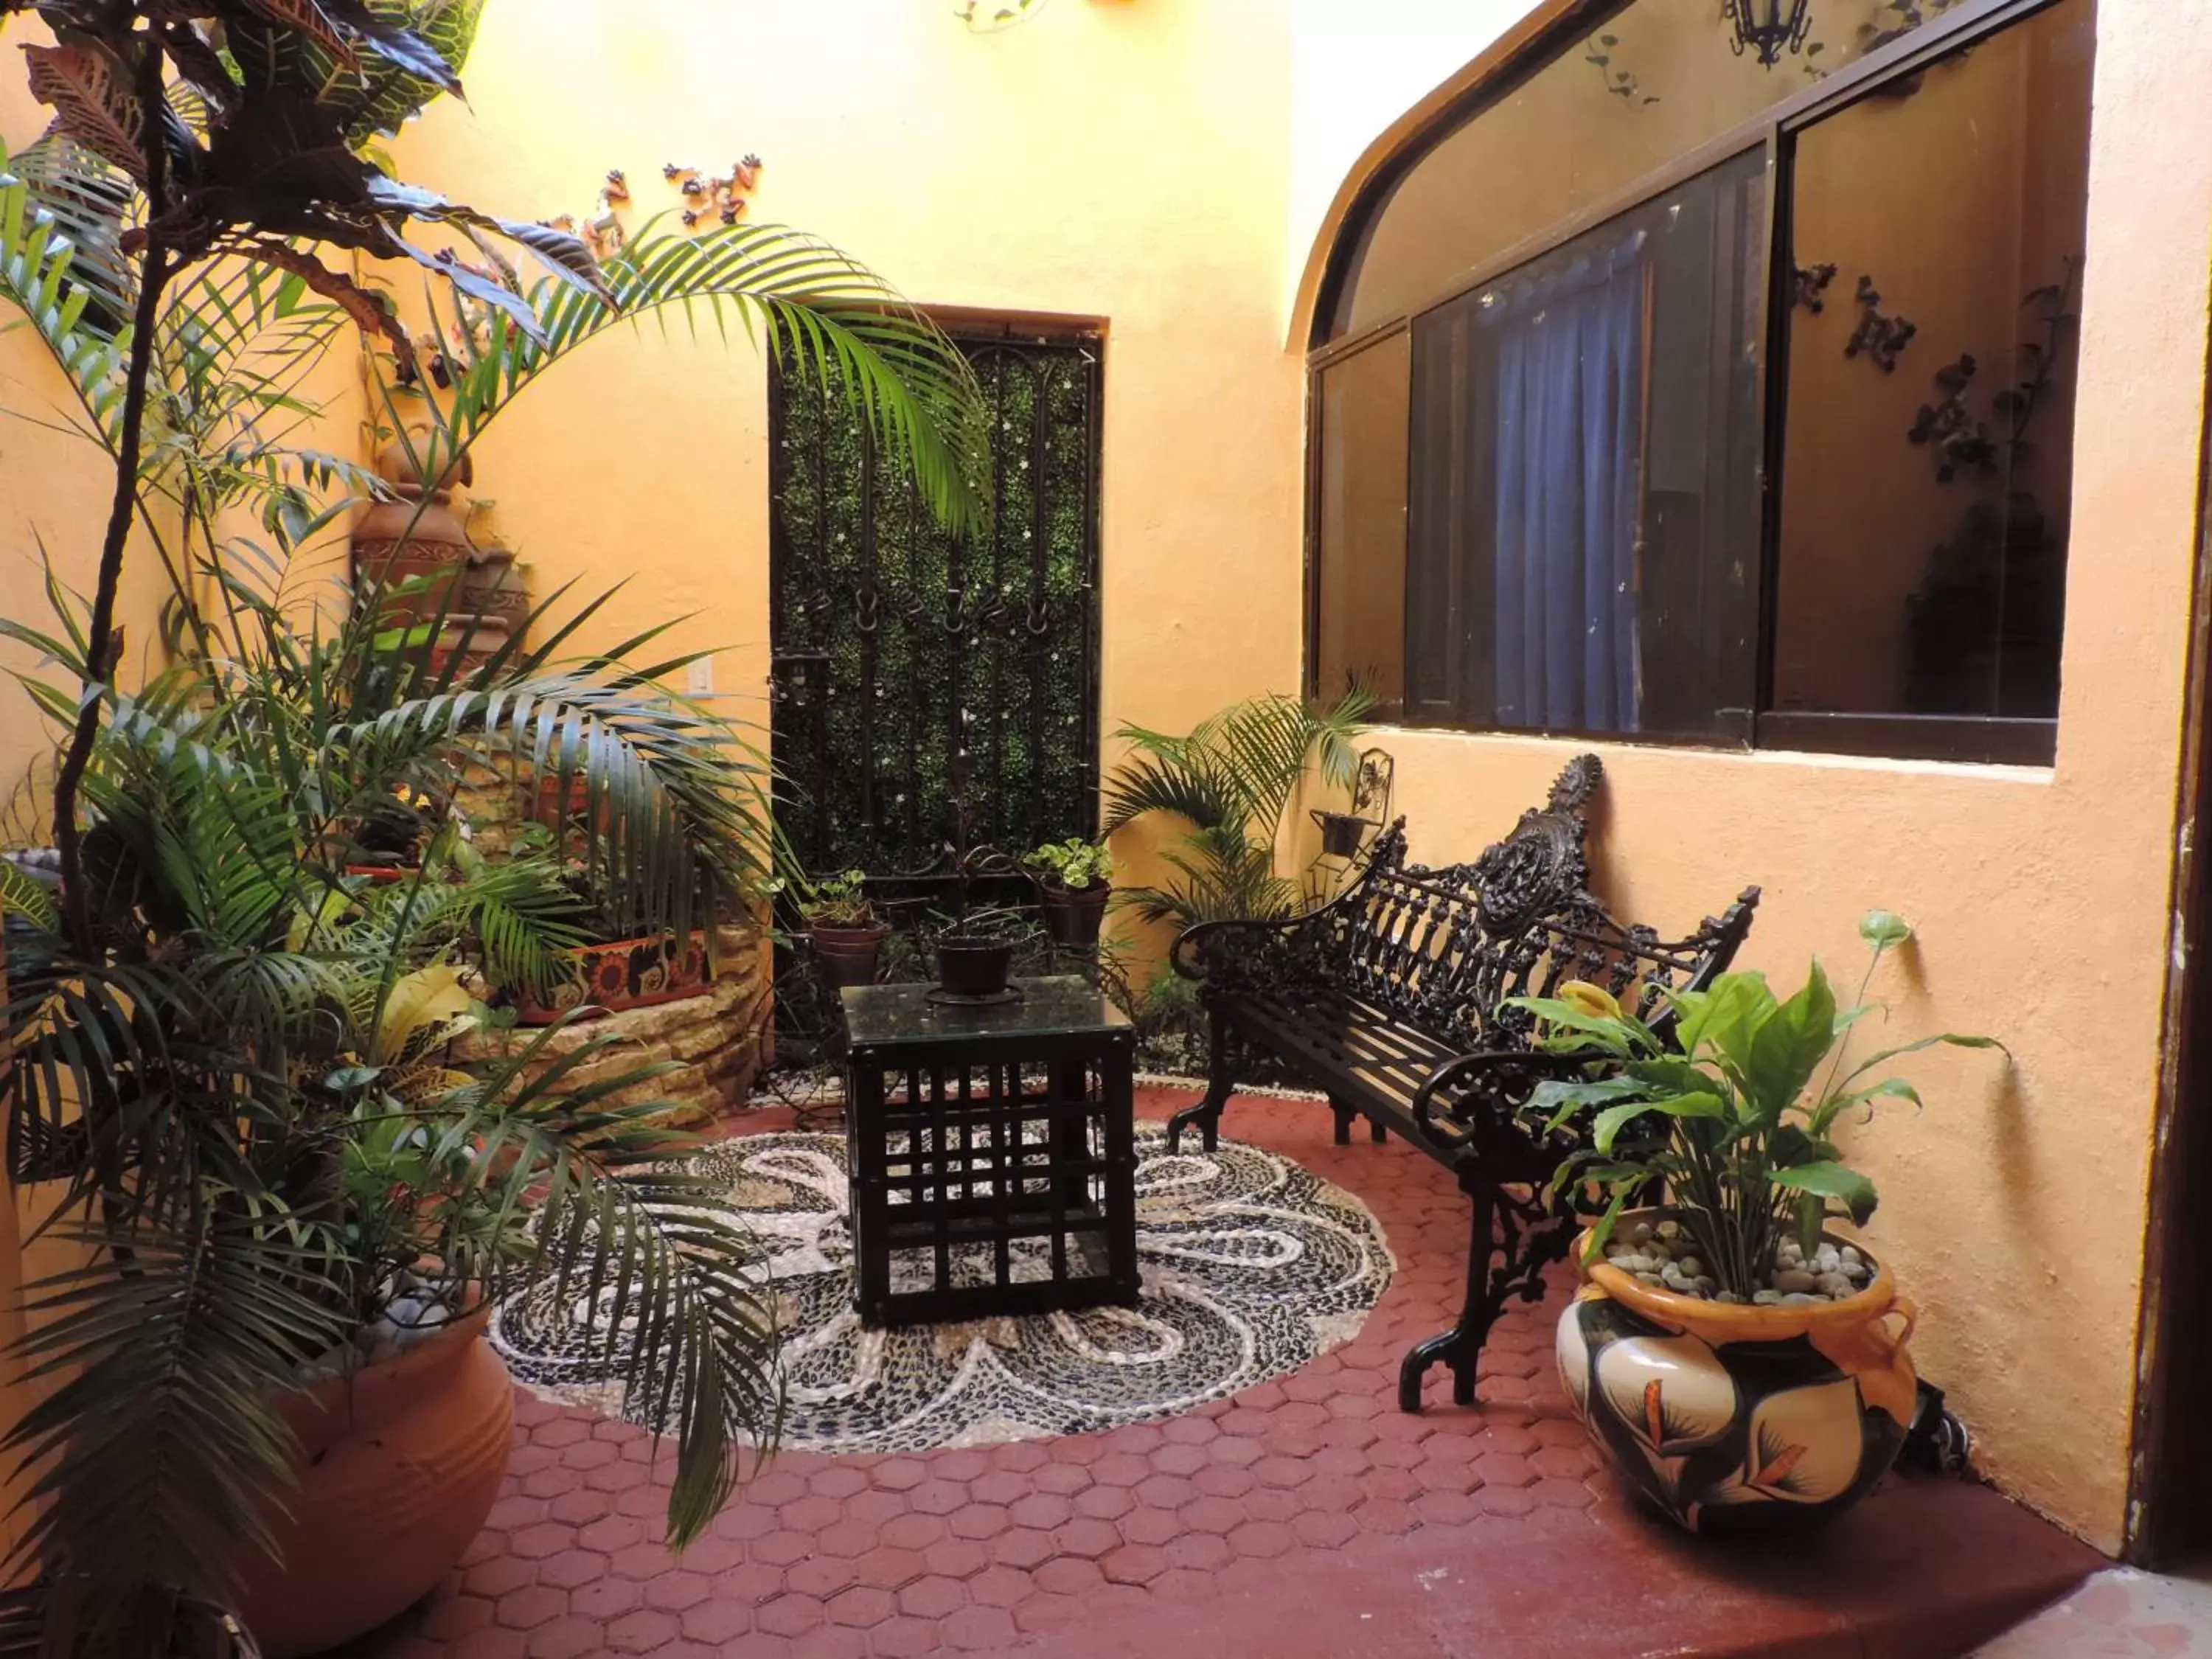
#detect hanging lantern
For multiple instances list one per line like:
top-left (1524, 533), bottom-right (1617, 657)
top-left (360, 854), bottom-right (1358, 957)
top-left (1723, 0), bottom-right (1814, 66)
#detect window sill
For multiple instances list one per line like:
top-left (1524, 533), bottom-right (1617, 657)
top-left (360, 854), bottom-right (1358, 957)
top-left (1752, 712), bottom-right (2056, 768)
top-left (1360, 712), bottom-right (2056, 771)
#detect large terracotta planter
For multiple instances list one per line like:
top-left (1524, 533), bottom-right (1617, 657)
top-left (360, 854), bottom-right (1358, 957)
top-left (236, 1307), bottom-right (512, 1658)
top-left (1557, 1208), bottom-right (1918, 1537)
top-left (515, 931), bottom-right (714, 1024)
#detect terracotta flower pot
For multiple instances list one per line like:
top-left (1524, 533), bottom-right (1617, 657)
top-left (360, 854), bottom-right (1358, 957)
top-left (1557, 1208), bottom-right (1917, 1537)
top-left (515, 931), bottom-right (714, 1024)
top-left (427, 616), bottom-right (511, 678)
top-left (810, 921), bottom-right (889, 990)
top-left (1037, 881), bottom-right (1110, 947)
top-left (344, 863), bottom-right (415, 886)
top-left (235, 1307), bottom-right (513, 1658)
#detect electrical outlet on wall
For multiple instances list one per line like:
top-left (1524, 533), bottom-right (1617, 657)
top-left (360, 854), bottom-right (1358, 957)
top-left (687, 658), bottom-right (714, 697)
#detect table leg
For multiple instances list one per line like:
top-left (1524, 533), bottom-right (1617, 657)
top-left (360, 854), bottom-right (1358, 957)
top-left (849, 1056), bottom-right (890, 1325)
top-left (1102, 1036), bottom-right (1139, 1304)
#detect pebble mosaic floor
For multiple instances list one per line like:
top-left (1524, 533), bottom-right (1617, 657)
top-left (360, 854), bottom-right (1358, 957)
top-left (490, 1127), bottom-right (1394, 1455)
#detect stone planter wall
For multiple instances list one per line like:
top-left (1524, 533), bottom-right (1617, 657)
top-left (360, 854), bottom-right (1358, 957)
top-left (445, 749), bottom-right (773, 1125)
top-left (456, 924), bottom-right (771, 1127)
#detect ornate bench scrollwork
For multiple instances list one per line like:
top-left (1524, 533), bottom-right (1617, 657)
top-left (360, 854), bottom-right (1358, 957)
top-left (1164, 754), bottom-right (1760, 1412)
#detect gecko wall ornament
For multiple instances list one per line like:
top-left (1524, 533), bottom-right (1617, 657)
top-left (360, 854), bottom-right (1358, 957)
top-left (1843, 275), bottom-right (1917, 372)
top-left (543, 155), bottom-right (765, 262)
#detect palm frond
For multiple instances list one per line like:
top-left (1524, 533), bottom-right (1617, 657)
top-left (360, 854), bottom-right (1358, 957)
top-left (1103, 686), bottom-right (1372, 936)
top-left (453, 1037), bottom-right (782, 1545)
top-left (409, 221), bottom-right (987, 536)
top-left (4, 1208), bottom-right (347, 1646)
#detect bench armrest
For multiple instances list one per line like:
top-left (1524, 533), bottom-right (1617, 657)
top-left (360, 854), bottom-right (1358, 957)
top-left (1169, 914), bottom-right (1309, 984)
top-left (1411, 1048), bottom-right (1596, 1155)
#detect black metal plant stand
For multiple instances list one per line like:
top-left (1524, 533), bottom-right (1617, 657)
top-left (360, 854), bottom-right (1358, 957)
top-left (841, 976), bottom-right (1138, 1326)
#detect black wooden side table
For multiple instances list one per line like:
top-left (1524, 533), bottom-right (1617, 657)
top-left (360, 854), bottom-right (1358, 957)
top-left (839, 976), bottom-right (1138, 1328)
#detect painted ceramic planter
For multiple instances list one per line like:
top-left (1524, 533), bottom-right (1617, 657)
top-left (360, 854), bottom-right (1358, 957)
top-left (343, 863), bottom-right (414, 886)
top-left (515, 931), bottom-right (713, 1024)
top-left (235, 1308), bottom-right (512, 1658)
top-left (1557, 1208), bottom-right (1918, 1537)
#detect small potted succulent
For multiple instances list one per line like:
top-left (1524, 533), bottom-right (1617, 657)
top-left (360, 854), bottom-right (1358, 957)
top-left (802, 868), bottom-right (890, 990)
top-left (1024, 835), bottom-right (1115, 946)
top-left (931, 903), bottom-right (1029, 1001)
top-left (1520, 911), bottom-right (2003, 1536)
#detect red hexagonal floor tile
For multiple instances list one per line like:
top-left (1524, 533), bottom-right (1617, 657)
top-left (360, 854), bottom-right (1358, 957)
top-left (344, 1091), bottom-right (2096, 1659)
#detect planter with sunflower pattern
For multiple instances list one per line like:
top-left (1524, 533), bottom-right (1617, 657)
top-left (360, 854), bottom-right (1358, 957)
top-left (1557, 1208), bottom-right (1919, 1536)
top-left (514, 931), bottom-right (714, 1025)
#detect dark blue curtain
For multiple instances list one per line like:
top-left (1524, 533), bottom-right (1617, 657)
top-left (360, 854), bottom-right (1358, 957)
top-left (1485, 232), bottom-right (1647, 732)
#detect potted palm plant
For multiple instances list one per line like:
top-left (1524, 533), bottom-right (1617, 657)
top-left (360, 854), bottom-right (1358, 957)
top-left (1102, 685), bottom-right (1374, 933)
top-left (0, 4), bottom-right (985, 1651)
top-left (1023, 835), bottom-right (1115, 946)
top-left (501, 823), bottom-right (728, 1025)
top-left (1517, 911), bottom-right (2003, 1536)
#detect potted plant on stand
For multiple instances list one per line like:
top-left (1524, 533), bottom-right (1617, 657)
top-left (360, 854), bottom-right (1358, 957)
top-left (929, 903), bottom-right (1032, 1002)
top-left (802, 869), bottom-right (891, 990)
top-left (1023, 835), bottom-right (1115, 947)
top-left (1520, 911), bottom-right (2003, 1535)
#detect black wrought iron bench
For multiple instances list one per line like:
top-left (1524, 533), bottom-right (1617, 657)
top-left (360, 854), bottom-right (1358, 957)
top-left (1164, 755), bottom-right (1760, 1411)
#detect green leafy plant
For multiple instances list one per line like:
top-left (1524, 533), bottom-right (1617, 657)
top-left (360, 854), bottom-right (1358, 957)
top-left (1, 557), bottom-right (782, 1654)
top-left (0, 6), bottom-right (986, 1649)
top-left (0, 0), bottom-right (986, 955)
top-left (798, 868), bottom-right (876, 928)
top-left (1025, 835), bottom-right (1113, 891)
top-left (1512, 911), bottom-right (2006, 1300)
top-left (1102, 684), bottom-right (1374, 931)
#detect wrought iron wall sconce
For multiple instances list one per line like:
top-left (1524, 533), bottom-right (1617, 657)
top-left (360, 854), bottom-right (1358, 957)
top-left (1723, 0), bottom-right (1814, 67)
top-left (1310, 748), bottom-right (1397, 865)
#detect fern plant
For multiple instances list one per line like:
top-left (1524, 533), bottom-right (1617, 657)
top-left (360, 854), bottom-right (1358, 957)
top-left (1102, 685), bottom-right (1374, 931)
top-left (0, 4), bottom-right (988, 1652)
top-left (0, 521), bottom-right (804, 1652)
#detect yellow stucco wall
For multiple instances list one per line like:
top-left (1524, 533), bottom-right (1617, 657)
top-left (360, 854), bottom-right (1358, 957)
top-left (0, 0), bottom-right (2201, 1562)
top-left (0, 39), bottom-right (173, 806)
top-left (385, 0), bottom-right (1307, 787)
top-left (1295, 0), bottom-right (2212, 1552)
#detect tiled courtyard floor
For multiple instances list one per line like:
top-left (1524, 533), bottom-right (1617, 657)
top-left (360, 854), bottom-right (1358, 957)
top-left (355, 1091), bottom-right (2098, 1658)
top-left (1978, 1570), bottom-right (2212, 1656)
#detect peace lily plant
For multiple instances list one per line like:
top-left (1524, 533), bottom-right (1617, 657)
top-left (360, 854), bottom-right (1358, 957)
top-left (1514, 911), bottom-right (2006, 1301)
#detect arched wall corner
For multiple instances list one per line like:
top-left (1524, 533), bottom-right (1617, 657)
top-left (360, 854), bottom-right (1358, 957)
top-left (1285, 0), bottom-right (1612, 354)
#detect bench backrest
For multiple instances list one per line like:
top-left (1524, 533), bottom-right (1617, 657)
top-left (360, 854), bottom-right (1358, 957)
top-left (1310, 756), bottom-right (1759, 1052)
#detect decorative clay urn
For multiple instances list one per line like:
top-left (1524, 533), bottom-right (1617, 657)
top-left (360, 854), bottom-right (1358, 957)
top-left (352, 437), bottom-right (476, 624)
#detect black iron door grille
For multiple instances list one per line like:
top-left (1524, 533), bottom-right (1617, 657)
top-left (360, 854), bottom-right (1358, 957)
top-left (769, 327), bottom-right (1104, 884)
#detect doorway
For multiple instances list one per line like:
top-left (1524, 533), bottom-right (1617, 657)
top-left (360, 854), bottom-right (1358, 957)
top-left (2127, 329), bottom-right (2212, 1568)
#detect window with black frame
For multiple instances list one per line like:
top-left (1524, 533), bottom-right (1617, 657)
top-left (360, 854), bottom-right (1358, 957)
top-left (1308, 0), bottom-right (2095, 765)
